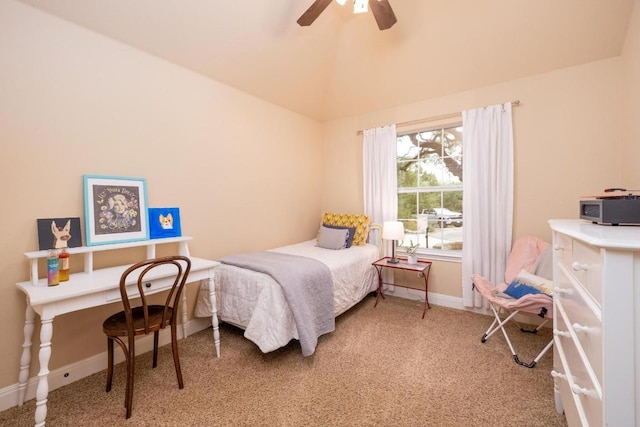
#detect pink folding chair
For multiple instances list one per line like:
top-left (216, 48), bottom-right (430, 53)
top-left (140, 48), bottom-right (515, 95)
top-left (471, 236), bottom-right (554, 368)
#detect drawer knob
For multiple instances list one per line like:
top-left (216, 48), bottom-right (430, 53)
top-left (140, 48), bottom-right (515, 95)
top-left (553, 329), bottom-right (571, 338)
top-left (572, 323), bottom-right (593, 334)
top-left (554, 287), bottom-right (573, 295)
top-left (571, 261), bottom-right (590, 271)
top-left (571, 384), bottom-right (597, 398)
top-left (145, 282), bottom-right (152, 288)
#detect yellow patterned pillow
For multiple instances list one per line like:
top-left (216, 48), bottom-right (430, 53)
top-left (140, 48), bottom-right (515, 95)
top-left (321, 212), bottom-right (371, 246)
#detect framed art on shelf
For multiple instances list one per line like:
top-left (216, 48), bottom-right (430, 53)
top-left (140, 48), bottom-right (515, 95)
top-left (149, 207), bottom-right (182, 239)
top-left (37, 217), bottom-right (83, 250)
top-left (83, 175), bottom-right (149, 246)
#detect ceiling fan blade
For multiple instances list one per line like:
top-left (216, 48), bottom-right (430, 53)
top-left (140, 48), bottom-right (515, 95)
top-left (297, 0), bottom-right (333, 26)
top-left (369, 0), bottom-right (397, 30)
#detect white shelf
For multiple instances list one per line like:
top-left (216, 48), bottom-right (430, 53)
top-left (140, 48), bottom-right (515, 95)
top-left (25, 236), bottom-right (193, 286)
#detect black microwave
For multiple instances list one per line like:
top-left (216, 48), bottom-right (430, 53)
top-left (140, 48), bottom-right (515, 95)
top-left (580, 198), bottom-right (640, 225)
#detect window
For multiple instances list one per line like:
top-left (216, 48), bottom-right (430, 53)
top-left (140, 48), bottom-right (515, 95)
top-left (397, 124), bottom-right (463, 259)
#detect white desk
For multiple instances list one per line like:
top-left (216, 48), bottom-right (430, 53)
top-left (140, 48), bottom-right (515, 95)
top-left (15, 237), bottom-right (220, 427)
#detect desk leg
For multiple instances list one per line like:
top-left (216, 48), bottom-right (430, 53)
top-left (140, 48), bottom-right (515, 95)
top-left (18, 303), bottom-right (35, 406)
top-left (34, 317), bottom-right (53, 427)
top-left (421, 267), bottom-right (432, 319)
top-left (208, 276), bottom-right (220, 358)
top-left (180, 291), bottom-right (189, 339)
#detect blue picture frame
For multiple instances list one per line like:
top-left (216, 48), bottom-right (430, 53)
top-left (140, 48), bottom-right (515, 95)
top-left (83, 175), bottom-right (149, 246)
top-left (148, 207), bottom-right (182, 239)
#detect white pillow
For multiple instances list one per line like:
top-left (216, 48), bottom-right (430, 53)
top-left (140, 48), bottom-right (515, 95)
top-left (317, 225), bottom-right (349, 250)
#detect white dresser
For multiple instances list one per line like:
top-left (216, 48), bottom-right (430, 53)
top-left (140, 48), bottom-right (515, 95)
top-left (549, 219), bottom-right (640, 427)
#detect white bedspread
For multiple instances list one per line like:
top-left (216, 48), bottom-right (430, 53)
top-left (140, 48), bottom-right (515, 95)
top-left (194, 240), bottom-right (379, 354)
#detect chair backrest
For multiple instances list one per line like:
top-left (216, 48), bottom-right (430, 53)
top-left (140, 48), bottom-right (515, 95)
top-left (118, 255), bottom-right (192, 335)
top-left (504, 236), bottom-right (550, 284)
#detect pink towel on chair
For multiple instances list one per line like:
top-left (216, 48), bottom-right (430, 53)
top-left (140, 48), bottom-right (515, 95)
top-left (504, 236), bottom-right (550, 284)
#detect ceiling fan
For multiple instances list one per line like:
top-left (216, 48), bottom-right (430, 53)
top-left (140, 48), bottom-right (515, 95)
top-left (297, 0), bottom-right (397, 31)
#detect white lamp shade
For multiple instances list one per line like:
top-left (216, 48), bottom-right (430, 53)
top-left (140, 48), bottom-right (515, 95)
top-left (382, 221), bottom-right (405, 241)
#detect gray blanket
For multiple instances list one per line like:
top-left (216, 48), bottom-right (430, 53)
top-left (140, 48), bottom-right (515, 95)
top-left (219, 251), bottom-right (335, 356)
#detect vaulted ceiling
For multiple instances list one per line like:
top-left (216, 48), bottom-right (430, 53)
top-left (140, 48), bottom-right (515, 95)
top-left (17, 0), bottom-right (635, 121)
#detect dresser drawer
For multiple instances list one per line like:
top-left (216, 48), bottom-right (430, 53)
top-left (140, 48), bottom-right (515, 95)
top-left (554, 302), bottom-right (602, 425)
top-left (553, 343), bottom-right (586, 427)
top-left (555, 232), bottom-right (574, 272)
top-left (556, 234), bottom-right (602, 306)
top-left (106, 277), bottom-right (175, 302)
top-left (556, 264), bottom-right (602, 383)
top-left (570, 240), bottom-right (602, 305)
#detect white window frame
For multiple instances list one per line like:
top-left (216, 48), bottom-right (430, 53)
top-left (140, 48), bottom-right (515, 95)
top-left (396, 123), bottom-right (463, 262)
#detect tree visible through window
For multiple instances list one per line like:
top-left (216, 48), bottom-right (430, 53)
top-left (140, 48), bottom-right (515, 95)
top-left (397, 124), bottom-right (463, 255)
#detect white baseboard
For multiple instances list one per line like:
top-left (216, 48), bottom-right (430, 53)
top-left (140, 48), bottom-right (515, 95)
top-left (381, 285), bottom-right (465, 310)
top-left (0, 318), bottom-right (211, 413)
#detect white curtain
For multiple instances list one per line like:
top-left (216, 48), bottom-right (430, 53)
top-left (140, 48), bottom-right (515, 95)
top-left (461, 103), bottom-right (514, 307)
top-left (363, 124), bottom-right (397, 252)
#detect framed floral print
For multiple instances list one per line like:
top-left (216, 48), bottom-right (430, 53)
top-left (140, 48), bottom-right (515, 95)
top-left (83, 175), bottom-right (149, 246)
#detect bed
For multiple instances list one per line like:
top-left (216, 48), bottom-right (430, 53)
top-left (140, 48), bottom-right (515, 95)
top-left (194, 213), bottom-right (381, 356)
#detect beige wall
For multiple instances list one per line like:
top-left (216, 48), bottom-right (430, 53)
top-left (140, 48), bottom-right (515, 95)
top-left (0, 1), bottom-right (323, 390)
top-left (322, 58), bottom-right (624, 297)
top-left (1, 0), bottom-right (638, 402)
top-left (622, 0), bottom-right (640, 184)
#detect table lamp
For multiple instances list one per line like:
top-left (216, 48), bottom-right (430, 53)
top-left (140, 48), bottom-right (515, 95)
top-left (382, 221), bottom-right (405, 264)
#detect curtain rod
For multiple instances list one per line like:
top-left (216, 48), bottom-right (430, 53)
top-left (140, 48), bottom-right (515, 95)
top-left (356, 100), bottom-right (520, 135)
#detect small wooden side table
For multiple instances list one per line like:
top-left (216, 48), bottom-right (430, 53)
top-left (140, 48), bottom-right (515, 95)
top-left (372, 257), bottom-right (432, 318)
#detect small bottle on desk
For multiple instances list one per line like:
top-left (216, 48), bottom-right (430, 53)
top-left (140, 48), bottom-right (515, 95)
top-left (58, 247), bottom-right (70, 282)
top-left (47, 249), bottom-right (59, 286)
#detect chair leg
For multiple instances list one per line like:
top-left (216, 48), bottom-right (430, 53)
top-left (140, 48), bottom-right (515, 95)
top-left (481, 305), bottom-right (519, 343)
top-left (485, 305), bottom-right (522, 359)
top-left (171, 324), bottom-right (184, 389)
top-left (125, 337), bottom-right (135, 419)
top-left (153, 331), bottom-right (159, 368)
top-left (481, 303), bottom-right (553, 368)
top-left (520, 319), bottom-right (550, 334)
top-left (105, 338), bottom-right (114, 393)
top-left (533, 339), bottom-right (554, 365)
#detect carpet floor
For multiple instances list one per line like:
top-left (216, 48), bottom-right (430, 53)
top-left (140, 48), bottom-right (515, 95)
top-left (0, 294), bottom-right (567, 426)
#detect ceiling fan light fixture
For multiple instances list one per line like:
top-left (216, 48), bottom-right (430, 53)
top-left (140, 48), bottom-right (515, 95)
top-left (353, 0), bottom-right (368, 14)
top-left (298, 0), bottom-right (396, 30)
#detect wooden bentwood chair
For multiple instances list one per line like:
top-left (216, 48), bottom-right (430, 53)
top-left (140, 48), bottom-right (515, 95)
top-left (102, 255), bottom-right (191, 419)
